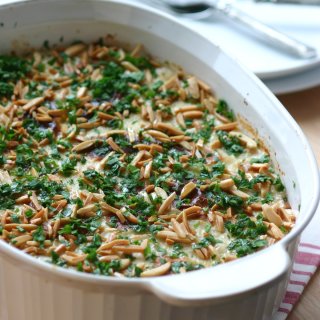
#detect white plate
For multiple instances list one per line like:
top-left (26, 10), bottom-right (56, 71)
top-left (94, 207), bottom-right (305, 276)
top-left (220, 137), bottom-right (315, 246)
top-left (135, 0), bottom-right (320, 80)
top-left (264, 63), bottom-right (320, 94)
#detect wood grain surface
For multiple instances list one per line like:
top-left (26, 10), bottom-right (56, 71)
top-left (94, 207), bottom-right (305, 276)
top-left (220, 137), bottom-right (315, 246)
top-left (278, 85), bottom-right (320, 320)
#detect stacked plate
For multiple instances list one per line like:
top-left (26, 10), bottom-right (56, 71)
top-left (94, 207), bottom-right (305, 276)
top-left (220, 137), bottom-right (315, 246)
top-left (132, 0), bottom-right (320, 94)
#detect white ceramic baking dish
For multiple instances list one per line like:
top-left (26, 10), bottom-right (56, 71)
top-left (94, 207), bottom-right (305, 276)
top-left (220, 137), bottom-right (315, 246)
top-left (0, 1), bottom-right (319, 319)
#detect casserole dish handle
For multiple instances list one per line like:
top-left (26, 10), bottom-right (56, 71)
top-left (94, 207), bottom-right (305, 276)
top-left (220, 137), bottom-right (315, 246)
top-left (148, 244), bottom-right (290, 306)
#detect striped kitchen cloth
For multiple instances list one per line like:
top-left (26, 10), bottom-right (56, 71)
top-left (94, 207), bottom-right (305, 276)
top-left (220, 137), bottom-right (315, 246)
top-left (274, 201), bottom-right (320, 319)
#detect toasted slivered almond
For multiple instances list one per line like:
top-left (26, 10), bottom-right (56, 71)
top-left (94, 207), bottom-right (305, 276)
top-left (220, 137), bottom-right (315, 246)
top-left (12, 234), bottom-right (33, 247)
top-left (22, 97), bottom-right (45, 111)
top-left (119, 258), bottom-right (131, 270)
top-left (140, 190), bottom-right (152, 204)
top-left (100, 202), bottom-right (120, 214)
top-left (197, 78), bottom-right (211, 92)
top-left (176, 206), bottom-right (202, 222)
top-left (99, 255), bottom-right (121, 262)
top-left (202, 98), bottom-right (214, 115)
top-left (154, 187), bottom-right (168, 200)
top-left (31, 192), bottom-right (42, 211)
top-left (268, 223), bottom-right (284, 240)
top-left (127, 127), bottom-right (138, 143)
top-left (131, 150), bottom-right (145, 166)
top-left (47, 109), bottom-right (66, 117)
top-left (76, 204), bottom-right (97, 217)
top-left (140, 262), bottom-right (171, 277)
top-left (179, 141), bottom-right (193, 151)
top-left (144, 160), bottom-right (153, 179)
top-left (210, 140), bottom-right (221, 149)
top-left (175, 112), bottom-right (186, 128)
top-left (0, 170), bottom-right (12, 184)
top-left (62, 252), bottom-right (87, 266)
top-left (32, 51), bottom-right (42, 67)
top-left (250, 203), bottom-right (262, 211)
top-left (186, 77), bottom-right (200, 99)
top-left (112, 245), bottom-right (145, 254)
top-left (72, 139), bottom-right (96, 152)
top-left (146, 104), bottom-right (155, 123)
top-left (182, 210), bottom-right (195, 235)
top-left (224, 255), bottom-right (237, 262)
top-left (4, 224), bottom-right (38, 231)
top-left (65, 43), bottom-right (86, 57)
top-left (278, 207), bottom-right (291, 222)
top-left (260, 181), bottom-right (271, 198)
top-left (196, 138), bottom-right (204, 148)
top-left (59, 79), bottom-right (73, 88)
top-left (215, 215), bottom-right (225, 233)
top-left (106, 137), bottom-right (124, 153)
top-left (156, 230), bottom-right (178, 240)
top-left (153, 122), bottom-right (184, 136)
top-left (157, 213), bottom-right (176, 221)
top-left (52, 199), bottom-right (68, 212)
top-left (101, 203), bottom-right (126, 223)
top-left (250, 163), bottom-right (269, 171)
top-left (214, 122), bottom-right (238, 131)
top-left (175, 105), bottom-right (203, 114)
top-left (140, 239), bottom-right (149, 250)
top-left (158, 192), bottom-right (176, 214)
top-left (145, 129), bottom-right (170, 140)
top-left (98, 239), bottom-right (130, 251)
top-left (77, 121), bottom-right (101, 129)
top-left (219, 179), bottom-right (235, 190)
top-left (76, 117), bottom-right (87, 124)
top-left (38, 106), bottom-right (49, 114)
top-left (149, 143), bottom-right (163, 155)
top-left (104, 130), bottom-right (127, 137)
top-left (52, 219), bottom-right (60, 238)
top-left (229, 131), bottom-right (257, 149)
top-left (95, 47), bottom-right (109, 59)
top-left (182, 110), bottom-right (204, 119)
top-left (121, 61), bottom-right (140, 72)
top-left (125, 212), bottom-right (139, 224)
top-left (163, 75), bottom-right (180, 90)
top-left (262, 204), bottom-right (282, 227)
top-left (166, 238), bottom-right (175, 245)
top-left (194, 248), bottom-right (210, 260)
top-left (214, 110), bottom-right (231, 124)
top-left (171, 218), bottom-right (186, 239)
top-left (167, 235), bottom-right (194, 245)
top-left (97, 111), bottom-right (116, 120)
top-left (99, 151), bottom-right (115, 169)
top-left (35, 115), bottom-right (52, 122)
top-left (76, 87), bottom-right (87, 99)
top-left (180, 222), bottom-right (195, 240)
top-left (15, 195), bottom-right (30, 205)
top-left (54, 244), bottom-right (67, 255)
top-left (170, 135), bottom-right (190, 142)
top-left (180, 181), bottom-right (196, 199)
top-left (229, 187), bottom-right (250, 199)
top-left (131, 43), bottom-right (143, 57)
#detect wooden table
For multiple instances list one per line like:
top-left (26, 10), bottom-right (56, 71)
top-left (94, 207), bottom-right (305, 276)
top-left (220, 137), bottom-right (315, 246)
top-left (278, 86), bottom-right (320, 320)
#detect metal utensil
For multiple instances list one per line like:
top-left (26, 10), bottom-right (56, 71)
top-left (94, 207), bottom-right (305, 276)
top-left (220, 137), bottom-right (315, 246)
top-left (255, 0), bottom-right (320, 5)
top-left (159, 0), bottom-right (318, 59)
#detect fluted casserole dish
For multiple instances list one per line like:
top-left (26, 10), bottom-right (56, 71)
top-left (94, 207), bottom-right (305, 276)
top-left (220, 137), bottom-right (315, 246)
top-left (0, 1), bottom-right (319, 320)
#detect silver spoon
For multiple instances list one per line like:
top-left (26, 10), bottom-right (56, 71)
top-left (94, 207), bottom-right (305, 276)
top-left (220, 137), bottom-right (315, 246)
top-left (159, 0), bottom-right (318, 59)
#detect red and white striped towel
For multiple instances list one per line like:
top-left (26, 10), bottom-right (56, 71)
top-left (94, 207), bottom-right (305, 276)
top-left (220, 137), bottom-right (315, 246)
top-left (274, 202), bottom-right (320, 319)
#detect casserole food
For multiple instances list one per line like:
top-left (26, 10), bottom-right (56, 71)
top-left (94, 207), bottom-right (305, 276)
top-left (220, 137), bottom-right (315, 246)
top-left (0, 0), bottom-right (319, 319)
top-left (0, 39), bottom-right (295, 278)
